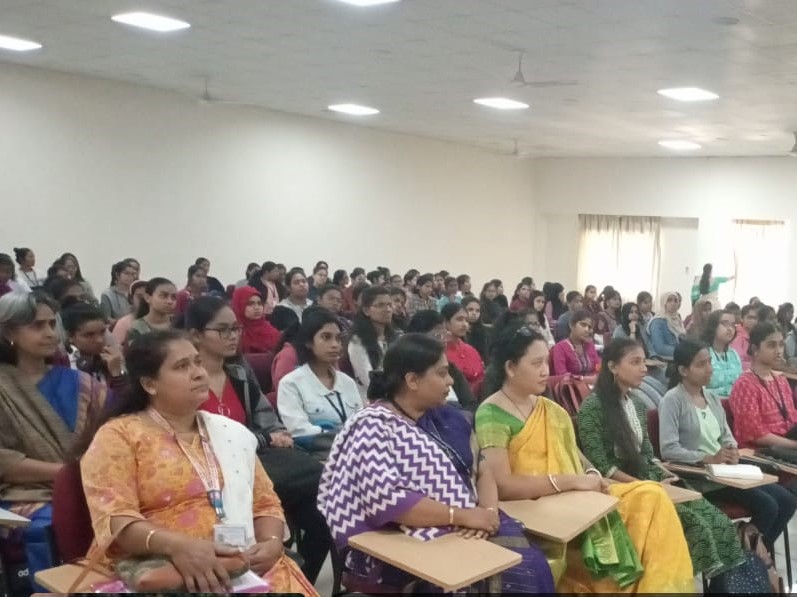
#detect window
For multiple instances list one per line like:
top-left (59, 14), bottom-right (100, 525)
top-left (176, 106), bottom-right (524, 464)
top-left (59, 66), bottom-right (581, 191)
top-left (577, 215), bottom-right (661, 301)
top-left (730, 219), bottom-right (788, 306)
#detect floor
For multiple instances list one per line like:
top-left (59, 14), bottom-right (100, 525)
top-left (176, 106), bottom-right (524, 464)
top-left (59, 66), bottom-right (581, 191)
top-left (310, 517), bottom-right (797, 596)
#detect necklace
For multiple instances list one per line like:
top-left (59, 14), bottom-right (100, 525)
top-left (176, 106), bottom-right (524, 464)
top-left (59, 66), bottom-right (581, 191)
top-left (500, 389), bottom-right (534, 421)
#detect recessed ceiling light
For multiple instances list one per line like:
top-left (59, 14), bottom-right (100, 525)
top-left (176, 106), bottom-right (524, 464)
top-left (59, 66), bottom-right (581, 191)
top-left (0, 34), bottom-right (42, 52)
top-left (657, 87), bottom-right (719, 102)
top-left (658, 139), bottom-right (702, 151)
top-left (328, 103), bottom-right (380, 116)
top-left (473, 97), bottom-right (529, 110)
top-left (111, 12), bottom-right (190, 32)
top-left (336, 0), bottom-right (401, 6)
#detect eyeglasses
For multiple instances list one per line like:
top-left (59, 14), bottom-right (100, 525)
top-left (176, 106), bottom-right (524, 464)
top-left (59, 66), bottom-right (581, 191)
top-left (206, 325), bottom-right (243, 339)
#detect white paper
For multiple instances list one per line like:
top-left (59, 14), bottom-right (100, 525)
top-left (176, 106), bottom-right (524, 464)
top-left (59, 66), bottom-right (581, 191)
top-left (708, 463), bottom-right (764, 480)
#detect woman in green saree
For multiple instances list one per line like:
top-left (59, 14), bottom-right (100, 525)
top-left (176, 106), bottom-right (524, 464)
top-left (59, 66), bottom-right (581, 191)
top-left (576, 337), bottom-right (745, 582)
top-left (476, 324), bottom-right (694, 593)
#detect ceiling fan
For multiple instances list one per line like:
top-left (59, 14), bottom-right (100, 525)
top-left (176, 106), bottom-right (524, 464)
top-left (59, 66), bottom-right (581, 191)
top-left (510, 52), bottom-right (578, 88)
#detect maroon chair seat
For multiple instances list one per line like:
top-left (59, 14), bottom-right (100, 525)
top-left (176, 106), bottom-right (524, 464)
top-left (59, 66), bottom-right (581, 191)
top-left (646, 408), bottom-right (661, 459)
top-left (244, 351), bottom-right (275, 394)
top-left (52, 461), bottom-right (94, 562)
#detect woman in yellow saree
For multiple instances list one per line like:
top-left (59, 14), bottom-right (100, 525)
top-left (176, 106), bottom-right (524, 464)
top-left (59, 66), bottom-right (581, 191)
top-left (475, 323), bottom-right (695, 593)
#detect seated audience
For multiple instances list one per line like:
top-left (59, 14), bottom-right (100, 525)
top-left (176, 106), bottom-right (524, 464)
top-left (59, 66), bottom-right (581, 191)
top-left (235, 262), bottom-right (260, 288)
top-left (582, 284), bottom-right (600, 316)
top-left (402, 269), bottom-right (418, 298)
top-left (79, 330), bottom-right (317, 595)
top-left (59, 252), bottom-right (97, 303)
top-left (456, 273), bottom-right (472, 297)
top-left (249, 261), bottom-right (283, 314)
top-left (725, 301), bottom-right (741, 324)
top-left (232, 286), bottom-right (280, 354)
top-left (475, 325), bottom-right (693, 592)
top-left (388, 286), bottom-right (408, 332)
top-left (319, 334), bottom-right (556, 593)
top-left (554, 290), bottom-right (583, 342)
top-left (613, 302), bottom-right (646, 347)
top-left (0, 292), bottom-right (106, 585)
top-left (441, 303), bottom-right (484, 396)
top-left (543, 282), bottom-right (566, 338)
top-left (577, 338), bottom-right (745, 583)
top-left (0, 253), bottom-right (26, 297)
top-left (550, 309), bottom-right (599, 382)
top-left (660, 339), bottom-right (796, 553)
top-left (332, 269), bottom-right (349, 288)
top-left (406, 310), bottom-right (477, 410)
top-left (62, 302), bottom-right (127, 390)
top-left (278, 268), bottom-right (312, 322)
top-left (341, 267), bottom-right (365, 316)
top-left (307, 264), bottom-right (328, 302)
top-left (406, 273), bottom-right (437, 317)
top-left (13, 248), bottom-right (45, 292)
top-left (433, 271), bottom-right (447, 298)
top-left (647, 291), bottom-right (685, 361)
top-left (316, 284), bottom-right (352, 340)
top-left (757, 303), bottom-right (778, 326)
top-left (194, 257), bottom-right (225, 295)
top-left (181, 296), bottom-right (328, 582)
top-left (111, 280), bottom-right (147, 347)
top-left (100, 260), bottom-right (136, 325)
top-left (348, 286), bottom-right (398, 400)
top-left (636, 291), bottom-right (654, 348)
top-left (270, 306), bottom-right (302, 394)
top-left (529, 290), bottom-right (554, 347)
top-left (729, 322), bottom-right (797, 450)
top-left (366, 269), bottom-right (385, 286)
top-left (479, 281), bottom-right (503, 325)
top-left (462, 295), bottom-right (490, 361)
top-left (509, 281), bottom-right (532, 313)
top-left (491, 278), bottom-right (508, 310)
top-left (277, 308), bottom-right (362, 448)
top-left (731, 304), bottom-right (758, 371)
top-left (175, 265), bottom-right (208, 317)
top-left (436, 276), bottom-right (460, 309)
top-left (388, 274), bottom-right (402, 288)
top-left (701, 310), bottom-right (743, 398)
top-left (594, 289), bottom-right (621, 344)
top-left (777, 302), bottom-right (795, 337)
top-left (127, 277), bottom-right (177, 347)
top-left (685, 298), bottom-right (712, 338)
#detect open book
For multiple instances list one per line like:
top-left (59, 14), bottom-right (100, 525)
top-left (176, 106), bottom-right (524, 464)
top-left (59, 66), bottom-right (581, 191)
top-left (707, 463), bottom-right (764, 480)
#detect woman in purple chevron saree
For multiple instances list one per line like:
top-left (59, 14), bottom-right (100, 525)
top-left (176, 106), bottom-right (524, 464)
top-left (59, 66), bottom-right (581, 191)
top-left (318, 334), bottom-right (554, 593)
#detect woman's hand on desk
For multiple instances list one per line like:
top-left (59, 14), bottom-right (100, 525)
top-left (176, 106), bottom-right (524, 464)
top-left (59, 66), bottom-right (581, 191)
top-left (167, 536), bottom-right (238, 593)
top-left (566, 474), bottom-right (605, 493)
top-left (246, 539), bottom-right (284, 575)
top-left (454, 507), bottom-right (500, 538)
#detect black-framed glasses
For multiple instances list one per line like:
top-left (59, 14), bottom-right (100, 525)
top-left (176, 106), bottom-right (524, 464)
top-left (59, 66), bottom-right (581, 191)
top-left (206, 325), bottom-right (243, 339)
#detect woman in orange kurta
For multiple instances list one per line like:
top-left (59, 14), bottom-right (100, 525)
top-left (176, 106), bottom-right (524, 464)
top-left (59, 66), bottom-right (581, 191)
top-left (80, 329), bottom-right (317, 596)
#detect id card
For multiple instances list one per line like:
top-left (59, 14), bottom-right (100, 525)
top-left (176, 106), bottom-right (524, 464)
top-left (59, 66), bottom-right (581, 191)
top-left (213, 523), bottom-right (248, 548)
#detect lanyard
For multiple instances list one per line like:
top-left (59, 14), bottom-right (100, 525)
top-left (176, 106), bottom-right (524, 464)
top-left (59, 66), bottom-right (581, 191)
top-left (324, 391), bottom-right (348, 423)
top-left (753, 372), bottom-right (790, 423)
top-left (148, 408), bottom-right (226, 521)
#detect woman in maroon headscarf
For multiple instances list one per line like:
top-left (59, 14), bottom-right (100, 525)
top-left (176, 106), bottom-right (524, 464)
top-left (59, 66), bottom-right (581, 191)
top-left (232, 286), bottom-right (281, 354)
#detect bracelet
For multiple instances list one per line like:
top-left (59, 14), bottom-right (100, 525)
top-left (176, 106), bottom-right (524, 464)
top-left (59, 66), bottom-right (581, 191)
top-left (585, 468), bottom-right (602, 478)
top-left (448, 506), bottom-right (455, 526)
top-left (485, 507), bottom-right (498, 513)
top-left (145, 528), bottom-right (159, 552)
top-left (263, 535), bottom-right (283, 544)
top-left (547, 474), bottom-right (562, 494)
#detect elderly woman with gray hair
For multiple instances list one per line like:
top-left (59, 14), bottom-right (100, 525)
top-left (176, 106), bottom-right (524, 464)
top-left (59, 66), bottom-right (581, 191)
top-left (0, 291), bottom-right (106, 589)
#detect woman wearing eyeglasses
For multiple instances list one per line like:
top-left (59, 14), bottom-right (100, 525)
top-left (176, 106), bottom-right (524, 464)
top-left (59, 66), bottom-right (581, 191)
top-left (701, 310), bottom-right (743, 398)
top-left (278, 307), bottom-right (363, 452)
top-left (182, 297), bottom-right (330, 584)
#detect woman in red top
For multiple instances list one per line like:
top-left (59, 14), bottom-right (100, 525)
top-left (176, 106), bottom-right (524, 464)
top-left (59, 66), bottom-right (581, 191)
top-left (509, 281), bottom-right (532, 313)
top-left (550, 309), bottom-right (600, 384)
top-left (729, 321), bottom-right (797, 449)
top-left (175, 264), bottom-right (208, 316)
top-left (441, 303), bottom-right (484, 396)
top-left (232, 286), bottom-right (280, 354)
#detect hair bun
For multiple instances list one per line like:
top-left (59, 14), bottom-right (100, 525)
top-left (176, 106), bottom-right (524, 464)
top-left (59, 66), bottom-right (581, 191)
top-left (367, 370), bottom-right (388, 401)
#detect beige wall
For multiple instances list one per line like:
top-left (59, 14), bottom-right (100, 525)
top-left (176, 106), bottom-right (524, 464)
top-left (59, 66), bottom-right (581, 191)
top-left (0, 62), bottom-right (535, 292)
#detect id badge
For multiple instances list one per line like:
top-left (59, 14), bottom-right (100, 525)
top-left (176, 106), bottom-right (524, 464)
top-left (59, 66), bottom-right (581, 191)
top-left (213, 523), bottom-right (248, 548)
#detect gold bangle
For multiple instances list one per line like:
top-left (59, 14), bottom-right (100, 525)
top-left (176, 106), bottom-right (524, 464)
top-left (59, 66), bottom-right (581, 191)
top-left (263, 535), bottom-right (282, 543)
top-left (448, 506), bottom-right (455, 526)
top-left (585, 468), bottom-right (602, 478)
top-left (145, 528), bottom-right (159, 552)
top-left (547, 474), bottom-right (562, 494)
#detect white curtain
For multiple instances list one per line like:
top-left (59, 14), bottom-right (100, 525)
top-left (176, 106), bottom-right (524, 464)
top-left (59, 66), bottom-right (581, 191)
top-left (577, 215), bottom-right (661, 301)
top-left (731, 219), bottom-right (788, 306)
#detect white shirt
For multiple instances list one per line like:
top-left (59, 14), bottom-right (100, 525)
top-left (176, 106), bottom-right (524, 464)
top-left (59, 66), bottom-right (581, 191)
top-left (15, 269), bottom-right (45, 292)
top-left (277, 363), bottom-right (363, 437)
top-left (348, 335), bottom-right (388, 401)
top-left (277, 297), bottom-right (311, 322)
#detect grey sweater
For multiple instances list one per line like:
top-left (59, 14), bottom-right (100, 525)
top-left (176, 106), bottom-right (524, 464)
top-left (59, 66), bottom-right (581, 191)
top-left (658, 384), bottom-right (737, 463)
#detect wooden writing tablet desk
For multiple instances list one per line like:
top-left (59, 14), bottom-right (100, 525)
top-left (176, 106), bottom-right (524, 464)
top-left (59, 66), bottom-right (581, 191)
top-left (348, 530), bottom-right (520, 592)
top-left (0, 507), bottom-right (30, 528)
top-left (500, 490), bottom-right (618, 543)
top-left (664, 462), bottom-right (778, 490)
top-left (740, 448), bottom-right (797, 475)
top-left (35, 562), bottom-right (110, 593)
top-left (660, 482), bottom-right (702, 504)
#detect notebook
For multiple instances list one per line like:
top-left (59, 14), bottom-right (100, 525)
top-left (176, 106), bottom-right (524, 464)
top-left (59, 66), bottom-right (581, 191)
top-left (707, 463), bottom-right (764, 480)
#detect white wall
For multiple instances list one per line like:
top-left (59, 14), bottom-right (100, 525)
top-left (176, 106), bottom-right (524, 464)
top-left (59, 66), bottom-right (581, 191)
top-left (532, 157), bottom-right (797, 306)
top-left (0, 62), bottom-right (536, 293)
